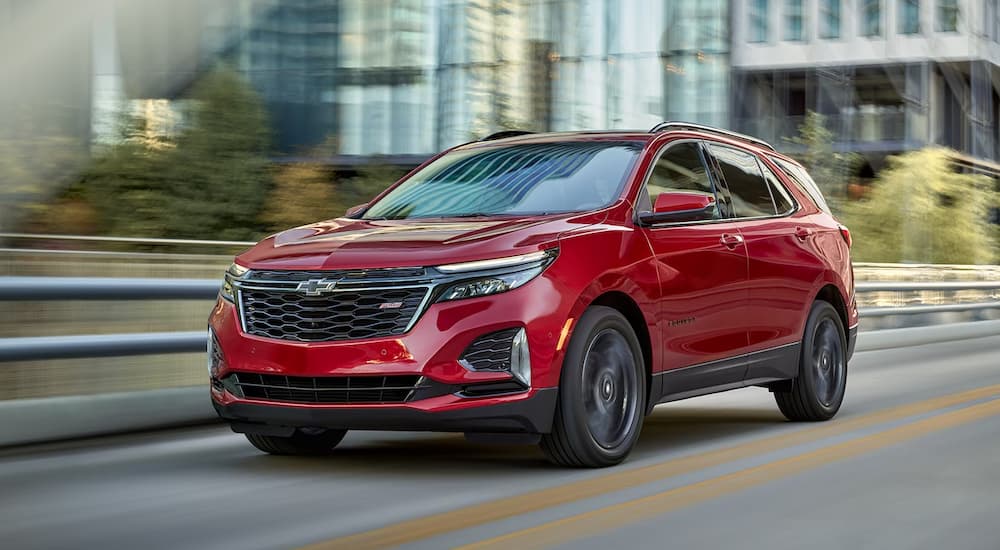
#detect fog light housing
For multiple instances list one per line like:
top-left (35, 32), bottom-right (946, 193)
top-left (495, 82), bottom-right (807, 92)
top-left (459, 327), bottom-right (531, 388)
top-left (509, 328), bottom-right (530, 387)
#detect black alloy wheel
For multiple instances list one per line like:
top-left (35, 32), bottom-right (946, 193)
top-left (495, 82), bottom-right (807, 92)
top-left (775, 300), bottom-right (848, 421)
top-left (541, 306), bottom-right (646, 467)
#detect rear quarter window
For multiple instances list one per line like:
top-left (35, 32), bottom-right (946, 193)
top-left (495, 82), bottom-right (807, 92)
top-left (759, 160), bottom-right (797, 215)
top-left (770, 156), bottom-right (831, 215)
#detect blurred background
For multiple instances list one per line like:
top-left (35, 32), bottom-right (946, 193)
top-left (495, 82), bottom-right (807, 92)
top-left (1, 0), bottom-right (998, 256)
top-left (3, 5), bottom-right (1000, 548)
top-left (1, 0), bottom-right (999, 424)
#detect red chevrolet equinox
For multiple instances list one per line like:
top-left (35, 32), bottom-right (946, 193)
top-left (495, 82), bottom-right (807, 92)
top-left (209, 122), bottom-right (858, 467)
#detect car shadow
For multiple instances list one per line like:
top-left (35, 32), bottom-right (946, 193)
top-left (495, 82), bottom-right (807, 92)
top-left (232, 403), bottom-right (791, 474)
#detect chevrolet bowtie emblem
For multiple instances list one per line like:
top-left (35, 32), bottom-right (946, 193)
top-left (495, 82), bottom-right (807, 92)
top-left (296, 279), bottom-right (338, 296)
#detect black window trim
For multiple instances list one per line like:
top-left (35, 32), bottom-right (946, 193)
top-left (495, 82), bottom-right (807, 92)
top-left (702, 141), bottom-right (801, 222)
top-left (632, 139), bottom-right (739, 228)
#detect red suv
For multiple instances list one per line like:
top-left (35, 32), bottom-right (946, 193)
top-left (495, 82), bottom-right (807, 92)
top-left (209, 122), bottom-right (857, 467)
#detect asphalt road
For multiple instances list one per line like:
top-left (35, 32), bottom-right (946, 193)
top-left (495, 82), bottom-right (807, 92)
top-left (2, 335), bottom-right (1000, 550)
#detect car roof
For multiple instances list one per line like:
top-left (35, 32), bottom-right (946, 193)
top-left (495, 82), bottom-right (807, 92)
top-left (456, 130), bottom-right (655, 149)
top-left (456, 127), bottom-right (794, 160)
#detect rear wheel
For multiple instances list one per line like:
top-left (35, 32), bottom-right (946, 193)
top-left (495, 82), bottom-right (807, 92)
top-left (541, 306), bottom-right (646, 468)
top-left (775, 300), bottom-right (847, 421)
top-left (245, 429), bottom-right (347, 456)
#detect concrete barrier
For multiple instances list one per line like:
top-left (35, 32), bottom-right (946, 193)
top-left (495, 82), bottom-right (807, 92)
top-left (853, 320), bottom-right (1000, 352)
top-left (0, 386), bottom-right (215, 447)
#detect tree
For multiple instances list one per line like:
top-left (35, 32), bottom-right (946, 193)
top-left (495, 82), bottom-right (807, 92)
top-left (259, 139), bottom-right (406, 232)
top-left (62, 67), bottom-right (273, 243)
top-left (259, 138), bottom-right (340, 232)
top-left (786, 111), bottom-right (861, 214)
top-left (840, 147), bottom-right (995, 264)
top-left (341, 163), bottom-right (406, 210)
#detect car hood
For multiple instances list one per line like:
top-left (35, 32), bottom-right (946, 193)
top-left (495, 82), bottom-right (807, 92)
top-left (235, 212), bottom-right (608, 270)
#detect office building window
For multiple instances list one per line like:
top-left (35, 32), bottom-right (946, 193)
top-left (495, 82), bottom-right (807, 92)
top-left (993, 0), bottom-right (1000, 42)
top-left (749, 0), bottom-right (769, 43)
top-left (861, 0), bottom-right (882, 36)
top-left (784, 0), bottom-right (805, 40)
top-left (936, 0), bottom-right (959, 32)
top-left (819, 0), bottom-right (841, 38)
top-left (899, 0), bottom-right (920, 34)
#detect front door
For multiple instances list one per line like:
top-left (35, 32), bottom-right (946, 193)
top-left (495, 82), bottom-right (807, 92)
top-left (637, 140), bottom-right (750, 396)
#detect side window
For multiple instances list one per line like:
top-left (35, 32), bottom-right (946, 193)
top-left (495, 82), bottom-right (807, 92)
top-left (641, 141), bottom-right (721, 219)
top-left (771, 156), bottom-right (832, 214)
top-left (707, 144), bottom-right (776, 218)
top-left (759, 160), bottom-right (797, 215)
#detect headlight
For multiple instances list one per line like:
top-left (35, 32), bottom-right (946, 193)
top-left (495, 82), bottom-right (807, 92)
top-left (436, 249), bottom-right (557, 302)
top-left (220, 263), bottom-right (249, 302)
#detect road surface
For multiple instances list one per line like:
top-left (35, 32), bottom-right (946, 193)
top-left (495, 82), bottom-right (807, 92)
top-left (2, 335), bottom-right (1000, 550)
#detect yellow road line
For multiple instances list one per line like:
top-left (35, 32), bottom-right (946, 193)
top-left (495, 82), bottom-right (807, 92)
top-left (461, 395), bottom-right (1000, 550)
top-left (302, 384), bottom-right (1000, 550)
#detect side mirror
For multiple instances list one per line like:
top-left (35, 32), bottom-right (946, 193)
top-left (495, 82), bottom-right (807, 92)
top-left (344, 203), bottom-right (368, 218)
top-left (638, 192), bottom-right (716, 225)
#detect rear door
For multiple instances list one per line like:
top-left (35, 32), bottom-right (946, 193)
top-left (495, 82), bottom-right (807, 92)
top-left (704, 143), bottom-right (825, 382)
top-left (637, 140), bottom-right (750, 394)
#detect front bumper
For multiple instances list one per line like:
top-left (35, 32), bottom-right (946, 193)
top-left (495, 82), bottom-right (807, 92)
top-left (208, 270), bottom-right (570, 433)
top-left (214, 387), bottom-right (557, 435)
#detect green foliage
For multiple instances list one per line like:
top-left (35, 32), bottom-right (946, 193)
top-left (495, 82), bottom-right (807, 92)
top-left (840, 148), bottom-right (995, 264)
top-left (786, 111), bottom-right (861, 214)
top-left (0, 135), bottom-right (87, 232)
top-left (66, 67), bottom-right (273, 242)
top-left (340, 163), bottom-right (406, 211)
top-left (260, 161), bottom-right (336, 232)
top-left (258, 140), bottom-right (404, 232)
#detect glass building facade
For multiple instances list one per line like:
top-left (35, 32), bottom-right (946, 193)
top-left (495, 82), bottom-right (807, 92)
top-left (819, 0), bottom-right (841, 39)
top-left (207, 0), bottom-right (730, 157)
top-left (899, 0), bottom-right (920, 34)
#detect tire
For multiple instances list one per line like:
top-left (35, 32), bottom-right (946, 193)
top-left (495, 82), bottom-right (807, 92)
top-left (245, 429), bottom-right (347, 456)
top-left (775, 300), bottom-right (848, 421)
top-left (541, 306), bottom-right (646, 468)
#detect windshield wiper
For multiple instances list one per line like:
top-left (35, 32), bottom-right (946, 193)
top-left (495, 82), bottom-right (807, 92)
top-left (439, 212), bottom-right (498, 218)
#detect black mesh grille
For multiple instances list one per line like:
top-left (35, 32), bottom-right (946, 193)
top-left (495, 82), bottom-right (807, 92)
top-left (241, 287), bottom-right (427, 342)
top-left (460, 328), bottom-right (519, 371)
top-left (228, 373), bottom-right (422, 404)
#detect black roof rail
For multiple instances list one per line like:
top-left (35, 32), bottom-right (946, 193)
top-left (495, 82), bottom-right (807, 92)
top-left (480, 130), bottom-right (535, 141)
top-left (649, 121), bottom-right (775, 152)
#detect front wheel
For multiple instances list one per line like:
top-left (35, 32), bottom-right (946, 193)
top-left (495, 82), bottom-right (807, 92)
top-left (245, 428), bottom-right (347, 456)
top-left (775, 300), bottom-right (847, 421)
top-left (541, 306), bottom-right (646, 468)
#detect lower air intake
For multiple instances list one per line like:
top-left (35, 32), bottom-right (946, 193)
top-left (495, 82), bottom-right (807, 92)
top-left (226, 373), bottom-right (423, 404)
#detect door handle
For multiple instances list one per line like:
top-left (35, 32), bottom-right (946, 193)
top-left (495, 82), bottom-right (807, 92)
top-left (720, 233), bottom-right (744, 248)
top-left (794, 227), bottom-right (813, 241)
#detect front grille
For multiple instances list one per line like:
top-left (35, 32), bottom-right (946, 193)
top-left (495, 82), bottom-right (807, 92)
top-left (460, 328), bottom-right (519, 371)
top-left (227, 373), bottom-right (423, 404)
top-left (240, 286), bottom-right (428, 342)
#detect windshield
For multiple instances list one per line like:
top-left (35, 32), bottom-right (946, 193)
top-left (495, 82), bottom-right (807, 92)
top-left (362, 141), bottom-right (642, 220)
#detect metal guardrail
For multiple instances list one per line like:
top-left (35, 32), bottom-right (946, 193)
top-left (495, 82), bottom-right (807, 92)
top-left (0, 277), bottom-right (218, 301)
top-left (0, 276), bottom-right (998, 363)
top-left (0, 332), bottom-right (206, 362)
top-left (856, 281), bottom-right (1000, 292)
top-left (0, 232), bottom-right (255, 247)
top-left (1, 273), bottom-right (999, 447)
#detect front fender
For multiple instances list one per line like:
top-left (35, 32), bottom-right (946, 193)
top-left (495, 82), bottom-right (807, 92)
top-left (539, 225), bottom-right (660, 384)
